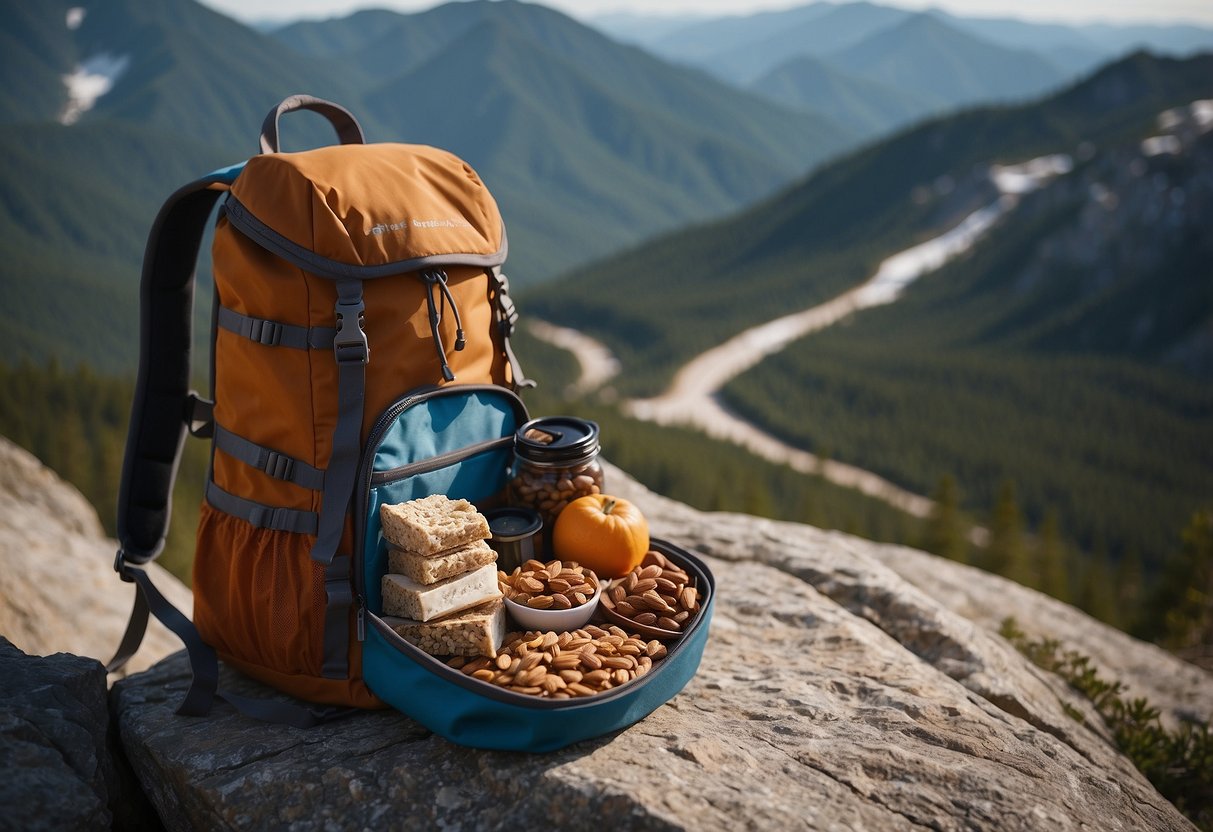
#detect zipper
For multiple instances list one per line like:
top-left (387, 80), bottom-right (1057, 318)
top-left (222, 196), bottom-right (507, 281)
top-left (351, 384), bottom-right (529, 634)
top-left (370, 436), bottom-right (513, 486)
top-left (352, 387), bottom-right (442, 624)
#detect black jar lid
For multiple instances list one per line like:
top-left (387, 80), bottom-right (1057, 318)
top-left (515, 416), bottom-right (600, 464)
top-left (484, 506), bottom-right (543, 541)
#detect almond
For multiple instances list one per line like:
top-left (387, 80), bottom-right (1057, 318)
top-left (680, 587), bottom-right (698, 611)
top-left (642, 549), bottom-right (666, 567)
top-left (582, 669), bottom-right (610, 686)
top-left (655, 577), bottom-right (679, 593)
top-left (632, 578), bottom-right (658, 594)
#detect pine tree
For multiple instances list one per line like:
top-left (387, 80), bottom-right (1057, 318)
top-left (1032, 509), bottom-right (1071, 602)
top-left (743, 479), bottom-right (775, 518)
top-left (1113, 548), bottom-right (1144, 630)
top-left (1151, 509), bottom-right (1213, 655)
top-left (982, 479), bottom-right (1030, 583)
top-left (922, 473), bottom-right (967, 563)
top-left (1073, 539), bottom-right (1118, 626)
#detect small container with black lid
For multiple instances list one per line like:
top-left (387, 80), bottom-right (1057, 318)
top-left (509, 416), bottom-right (605, 530)
top-left (483, 506), bottom-right (543, 573)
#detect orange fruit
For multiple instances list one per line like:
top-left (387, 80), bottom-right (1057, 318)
top-left (552, 494), bottom-right (649, 579)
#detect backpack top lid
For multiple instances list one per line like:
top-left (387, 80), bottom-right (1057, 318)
top-left (230, 142), bottom-right (505, 270)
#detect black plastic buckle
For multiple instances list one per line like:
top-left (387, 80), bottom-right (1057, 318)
top-left (113, 549), bottom-right (134, 582)
top-left (263, 450), bottom-right (295, 481)
top-left (248, 318), bottom-right (283, 346)
top-left (333, 298), bottom-right (369, 365)
top-left (185, 392), bottom-right (215, 439)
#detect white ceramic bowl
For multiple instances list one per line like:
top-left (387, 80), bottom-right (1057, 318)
top-left (503, 583), bottom-right (602, 632)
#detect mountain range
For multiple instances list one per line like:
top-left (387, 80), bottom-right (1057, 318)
top-left (0, 0), bottom-right (859, 371)
top-left (522, 50), bottom-right (1213, 572)
top-left (597, 1), bottom-right (1213, 139)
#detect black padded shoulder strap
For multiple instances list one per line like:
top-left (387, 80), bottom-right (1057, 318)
top-left (116, 172), bottom-right (231, 565)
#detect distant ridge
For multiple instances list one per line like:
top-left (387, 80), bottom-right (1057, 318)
top-left (750, 54), bottom-right (933, 138)
top-left (826, 13), bottom-right (1066, 109)
top-left (614, 1), bottom-right (1213, 148)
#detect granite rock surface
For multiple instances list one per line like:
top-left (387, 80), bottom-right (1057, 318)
top-left (104, 465), bottom-right (1208, 830)
top-left (2, 438), bottom-right (1207, 830)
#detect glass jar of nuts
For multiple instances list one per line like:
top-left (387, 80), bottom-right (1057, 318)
top-left (510, 416), bottom-right (605, 530)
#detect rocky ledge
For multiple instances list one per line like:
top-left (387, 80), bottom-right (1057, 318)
top-left (3, 439), bottom-right (1210, 830)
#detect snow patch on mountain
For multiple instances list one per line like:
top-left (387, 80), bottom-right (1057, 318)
top-left (1142, 98), bottom-right (1213, 157)
top-left (60, 53), bottom-right (129, 125)
top-left (990, 154), bottom-right (1073, 195)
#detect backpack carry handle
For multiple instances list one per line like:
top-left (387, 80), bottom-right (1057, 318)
top-left (259, 95), bottom-right (365, 154)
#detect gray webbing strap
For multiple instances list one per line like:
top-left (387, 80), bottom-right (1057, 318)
top-left (321, 556), bottom-right (353, 679)
top-left (213, 424), bottom-right (326, 490)
top-left (116, 563), bottom-right (220, 715)
top-left (310, 279), bottom-right (367, 566)
top-left (113, 560), bottom-right (354, 727)
top-left (105, 572), bottom-right (150, 674)
top-left (206, 481), bottom-right (318, 534)
top-left (217, 305), bottom-right (336, 350)
top-left (491, 268), bottom-right (535, 390)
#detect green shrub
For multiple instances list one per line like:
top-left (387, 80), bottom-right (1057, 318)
top-left (1001, 618), bottom-right (1212, 829)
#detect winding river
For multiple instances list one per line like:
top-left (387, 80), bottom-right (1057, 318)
top-left (530, 155), bottom-right (1073, 521)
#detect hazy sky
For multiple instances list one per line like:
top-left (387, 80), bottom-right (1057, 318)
top-left (199, 0), bottom-right (1213, 27)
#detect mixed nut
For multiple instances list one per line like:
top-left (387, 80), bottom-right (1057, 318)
top-left (448, 624), bottom-right (668, 698)
top-left (498, 559), bottom-right (600, 609)
top-left (601, 549), bottom-right (700, 633)
top-left (510, 468), bottom-right (603, 520)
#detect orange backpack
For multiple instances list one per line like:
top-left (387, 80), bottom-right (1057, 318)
top-left (110, 96), bottom-right (532, 722)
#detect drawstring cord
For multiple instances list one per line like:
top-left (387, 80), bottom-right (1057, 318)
top-left (422, 270), bottom-right (465, 381)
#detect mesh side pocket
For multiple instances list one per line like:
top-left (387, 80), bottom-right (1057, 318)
top-left (193, 502), bottom-right (326, 678)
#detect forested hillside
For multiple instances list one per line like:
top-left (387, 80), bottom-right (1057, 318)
top-left (522, 52), bottom-right (1213, 610)
top-left (524, 52), bottom-right (1213, 394)
top-left (511, 331), bottom-right (1211, 642)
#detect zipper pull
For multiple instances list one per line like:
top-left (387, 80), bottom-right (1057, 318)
top-left (357, 604), bottom-right (366, 642)
top-left (435, 270), bottom-right (466, 351)
top-left (422, 270), bottom-right (456, 381)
